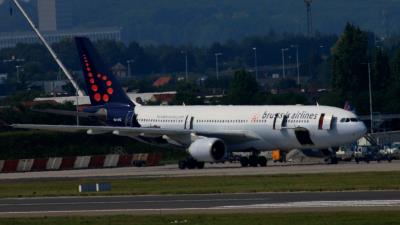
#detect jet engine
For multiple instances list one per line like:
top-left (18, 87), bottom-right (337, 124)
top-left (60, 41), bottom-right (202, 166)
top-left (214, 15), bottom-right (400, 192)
top-left (188, 138), bottom-right (226, 162)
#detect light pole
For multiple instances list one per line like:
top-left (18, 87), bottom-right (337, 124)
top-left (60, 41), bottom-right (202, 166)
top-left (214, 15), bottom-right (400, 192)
top-left (126, 59), bottom-right (134, 77)
top-left (3, 56), bottom-right (25, 64)
top-left (3, 56), bottom-right (24, 83)
top-left (181, 50), bottom-right (188, 80)
top-left (291, 45), bottom-right (300, 87)
top-left (15, 65), bottom-right (23, 83)
top-left (281, 48), bottom-right (289, 78)
top-left (215, 53), bottom-right (222, 80)
top-left (367, 62), bottom-right (373, 134)
top-left (253, 47), bottom-right (258, 80)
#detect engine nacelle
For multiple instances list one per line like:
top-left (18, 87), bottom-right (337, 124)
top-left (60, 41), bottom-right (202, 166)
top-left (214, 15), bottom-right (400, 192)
top-left (188, 138), bottom-right (226, 162)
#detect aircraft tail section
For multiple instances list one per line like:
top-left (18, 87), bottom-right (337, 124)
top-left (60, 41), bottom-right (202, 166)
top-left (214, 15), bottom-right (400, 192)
top-left (75, 37), bottom-right (133, 106)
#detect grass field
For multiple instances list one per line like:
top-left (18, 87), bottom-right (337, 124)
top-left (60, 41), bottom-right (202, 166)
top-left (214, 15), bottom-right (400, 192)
top-left (0, 171), bottom-right (400, 198)
top-left (0, 212), bottom-right (399, 225)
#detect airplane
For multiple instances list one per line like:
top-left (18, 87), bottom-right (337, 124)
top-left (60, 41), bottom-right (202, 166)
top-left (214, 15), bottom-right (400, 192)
top-left (12, 37), bottom-right (367, 169)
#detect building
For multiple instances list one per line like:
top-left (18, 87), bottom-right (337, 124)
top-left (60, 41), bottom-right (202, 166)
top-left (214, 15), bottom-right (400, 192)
top-left (153, 76), bottom-right (172, 88)
top-left (33, 91), bottom-right (177, 106)
top-left (0, 27), bottom-right (122, 49)
top-left (37, 0), bottom-right (57, 31)
top-left (30, 80), bottom-right (68, 95)
top-left (110, 63), bottom-right (127, 79)
top-left (37, 0), bottom-right (76, 31)
top-left (0, 0), bottom-right (121, 49)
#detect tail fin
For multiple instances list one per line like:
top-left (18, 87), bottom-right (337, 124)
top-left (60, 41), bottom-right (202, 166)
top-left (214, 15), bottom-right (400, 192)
top-left (75, 37), bottom-right (133, 106)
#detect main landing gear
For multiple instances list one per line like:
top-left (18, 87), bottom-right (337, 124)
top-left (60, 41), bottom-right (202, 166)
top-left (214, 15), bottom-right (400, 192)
top-left (178, 158), bottom-right (205, 170)
top-left (239, 153), bottom-right (267, 167)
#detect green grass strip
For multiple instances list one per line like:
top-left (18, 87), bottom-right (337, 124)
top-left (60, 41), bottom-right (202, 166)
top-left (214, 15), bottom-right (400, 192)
top-left (1, 171), bottom-right (400, 198)
top-left (1, 212), bottom-right (400, 225)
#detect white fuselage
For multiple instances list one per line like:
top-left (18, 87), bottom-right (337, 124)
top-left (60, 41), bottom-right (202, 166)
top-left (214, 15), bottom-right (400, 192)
top-left (135, 105), bottom-right (367, 152)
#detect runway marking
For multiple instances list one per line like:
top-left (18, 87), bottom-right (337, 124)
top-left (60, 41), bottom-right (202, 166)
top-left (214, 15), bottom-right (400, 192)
top-left (1, 200), bottom-right (400, 215)
top-left (0, 208), bottom-right (218, 215)
top-left (0, 198), bottom-right (268, 207)
top-left (220, 200), bottom-right (400, 209)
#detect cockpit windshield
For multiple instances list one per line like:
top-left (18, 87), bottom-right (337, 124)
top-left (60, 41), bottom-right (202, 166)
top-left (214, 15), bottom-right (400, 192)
top-left (340, 118), bottom-right (359, 123)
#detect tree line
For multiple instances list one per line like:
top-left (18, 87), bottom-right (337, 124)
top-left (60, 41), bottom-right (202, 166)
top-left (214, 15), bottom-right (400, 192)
top-left (0, 33), bottom-right (335, 84)
top-left (325, 23), bottom-right (400, 114)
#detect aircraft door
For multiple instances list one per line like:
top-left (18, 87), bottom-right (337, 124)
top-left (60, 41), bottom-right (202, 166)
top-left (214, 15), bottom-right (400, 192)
top-left (184, 115), bottom-right (195, 130)
top-left (273, 114), bottom-right (288, 130)
top-left (295, 128), bottom-right (314, 145)
top-left (318, 113), bottom-right (333, 130)
top-left (189, 117), bottom-right (194, 129)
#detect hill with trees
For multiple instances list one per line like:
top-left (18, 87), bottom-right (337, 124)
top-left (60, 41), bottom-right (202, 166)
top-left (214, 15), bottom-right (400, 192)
top-left (1, 0), bottom-right (400, 45)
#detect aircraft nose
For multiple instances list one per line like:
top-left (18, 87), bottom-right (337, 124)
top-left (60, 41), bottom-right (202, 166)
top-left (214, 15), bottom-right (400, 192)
top-left (359, 122), bottom-right (367, 136)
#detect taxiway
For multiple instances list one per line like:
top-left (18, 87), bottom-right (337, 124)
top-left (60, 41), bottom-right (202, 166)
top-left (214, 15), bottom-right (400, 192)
top-left (0, 191), bottom-right (399, 217)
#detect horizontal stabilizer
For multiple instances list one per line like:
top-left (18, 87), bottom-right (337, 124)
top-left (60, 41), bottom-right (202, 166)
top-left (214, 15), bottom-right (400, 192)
top-left (32, 109), bottom-right (95, 118)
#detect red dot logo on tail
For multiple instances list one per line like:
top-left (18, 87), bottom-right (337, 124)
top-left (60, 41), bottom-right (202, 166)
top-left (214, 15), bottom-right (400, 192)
top-left (103, 94), bottom-right (110, 102)
top-left (94, 93), bottom-right (101, 102)
top-left (91, 85), bottom-right (98, 92)
top-left (107, 88), bottom-right (114, 95)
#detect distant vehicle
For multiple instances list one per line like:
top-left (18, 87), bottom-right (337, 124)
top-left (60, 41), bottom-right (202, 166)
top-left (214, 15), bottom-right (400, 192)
top-left (272, 150), bottom-right (286, 163)
top-left (354, 146), bottom-right (375, 163)
top-left (355, 145), bottom-right (393, 163)
top-left (336, 146), bottom-right (353, 161)
top-left (12, 37), bottom-right (367, 170)
top-left (387, 142), bottom-right (400, 159)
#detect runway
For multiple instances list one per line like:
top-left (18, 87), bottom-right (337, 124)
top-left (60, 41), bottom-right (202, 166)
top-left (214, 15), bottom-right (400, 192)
top-left (0, 191), bottom-right (399, 217)
top-left (0, 160), bottom-right (399, 180)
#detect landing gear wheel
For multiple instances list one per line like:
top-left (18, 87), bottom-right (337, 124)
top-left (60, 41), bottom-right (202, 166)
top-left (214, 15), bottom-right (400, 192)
top-left (240, 157), bottom-right (249, 167)
top-left (196, 161), bottom-right (205, 169)
top-left (258, 156), bottom-right (267, 167)
top-left (249, 155), bottom-right (258, 167)
top-left (187, 158), bottom-right (197, 169)
top-left (330, 157), bottom-right (338, 164)
top-left (178, 160), bottom-right (187, 170)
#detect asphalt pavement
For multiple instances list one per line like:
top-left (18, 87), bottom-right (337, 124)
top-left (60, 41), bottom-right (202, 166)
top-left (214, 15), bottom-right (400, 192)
top-left (0, 191), bottom-right (400, 217)
top-left (0, 160), bottom-right (399, 180)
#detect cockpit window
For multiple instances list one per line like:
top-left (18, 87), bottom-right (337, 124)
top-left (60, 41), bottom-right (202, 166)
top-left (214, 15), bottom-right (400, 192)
top-left (340, 118), bottom-right (359, 123)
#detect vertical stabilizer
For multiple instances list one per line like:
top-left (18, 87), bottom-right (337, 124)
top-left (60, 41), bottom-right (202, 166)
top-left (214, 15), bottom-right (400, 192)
top-left (75, 37), bottom-right (133, 106)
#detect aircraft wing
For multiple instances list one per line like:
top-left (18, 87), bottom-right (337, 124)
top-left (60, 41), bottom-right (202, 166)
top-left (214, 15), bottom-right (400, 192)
top-left (11, 124), bottom-right (260, 145)
top-left (32, 109), bottom-right (96, 118)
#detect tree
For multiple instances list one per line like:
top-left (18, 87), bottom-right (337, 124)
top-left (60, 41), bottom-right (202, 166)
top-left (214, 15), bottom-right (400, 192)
top-left (331, 23), bottom-right (369, 112)
top-left (372, 48), bottom-right (391, 112)
top-left (391, 48), bottom-right (400, 83)
top-left (332, 23), bottom-right (369, 94)
top-left (384, 49), bottom-right (400, 113)
top-left (225, 70), bottom-right (258, 105)
top-left (373, 48), bottom-right (391, 90)
top-left (173, 81), bottom-right (202, 105)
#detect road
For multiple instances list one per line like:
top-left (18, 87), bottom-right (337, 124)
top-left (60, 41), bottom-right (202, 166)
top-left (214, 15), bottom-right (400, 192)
top-left (0, 191), bottom-right (399, 217)
top-left (0, 160), bottom-right (399, 180)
